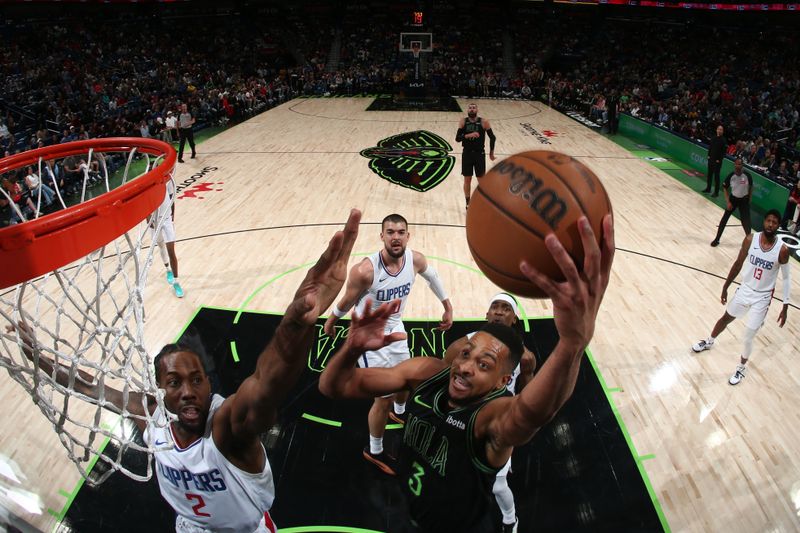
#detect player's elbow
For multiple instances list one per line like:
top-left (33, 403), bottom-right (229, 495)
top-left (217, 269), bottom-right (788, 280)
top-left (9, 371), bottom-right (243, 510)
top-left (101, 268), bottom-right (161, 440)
top-left (318, 372), bottom-right (350, 399)
top-left (318, 373), bottom-right (338, 398)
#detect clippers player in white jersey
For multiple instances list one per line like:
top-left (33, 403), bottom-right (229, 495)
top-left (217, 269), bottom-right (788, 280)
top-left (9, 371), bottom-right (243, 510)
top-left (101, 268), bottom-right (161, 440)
top-left (12, 210), bottom-right (364, 532)
top-left (324, 213), bottom-right (453, 475)
top-left (149, 178), bottom-right (184, 298)
top-left (443, 293), bottom-right (537, 533)
top-left (692, 210), bottom-right (792, 385)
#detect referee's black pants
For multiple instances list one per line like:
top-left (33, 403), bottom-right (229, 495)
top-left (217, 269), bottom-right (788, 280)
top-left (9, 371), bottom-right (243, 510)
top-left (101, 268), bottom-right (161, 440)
top-left (714, 195), bottom-right (751, 242)
top-left (178, 127), bottom-right (196, 160)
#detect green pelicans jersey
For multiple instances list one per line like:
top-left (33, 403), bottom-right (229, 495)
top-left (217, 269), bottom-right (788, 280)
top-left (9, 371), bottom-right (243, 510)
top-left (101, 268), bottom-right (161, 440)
top-left (462, 117), bottom-right (486, 153)
top-left (400, 367), bottom-right (511, 532)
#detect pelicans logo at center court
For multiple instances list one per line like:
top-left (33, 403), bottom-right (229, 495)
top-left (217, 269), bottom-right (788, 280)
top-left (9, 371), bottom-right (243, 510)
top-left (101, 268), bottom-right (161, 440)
top-left (360, 130), bottom-right (455, 192)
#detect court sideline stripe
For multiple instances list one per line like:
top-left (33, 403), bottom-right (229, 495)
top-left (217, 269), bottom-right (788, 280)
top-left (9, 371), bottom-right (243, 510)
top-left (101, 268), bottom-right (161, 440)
top-left (585, 348), bottom-right (671, 533)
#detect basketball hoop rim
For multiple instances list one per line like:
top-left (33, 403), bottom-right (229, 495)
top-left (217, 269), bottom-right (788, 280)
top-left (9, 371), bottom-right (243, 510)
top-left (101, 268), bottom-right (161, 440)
top-left (0, 138), bottom-right (177, 290)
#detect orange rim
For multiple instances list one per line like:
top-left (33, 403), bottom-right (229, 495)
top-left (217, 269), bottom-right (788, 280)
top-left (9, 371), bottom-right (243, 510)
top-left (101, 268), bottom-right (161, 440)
top-left (0, 138), bottom-right (177, 290)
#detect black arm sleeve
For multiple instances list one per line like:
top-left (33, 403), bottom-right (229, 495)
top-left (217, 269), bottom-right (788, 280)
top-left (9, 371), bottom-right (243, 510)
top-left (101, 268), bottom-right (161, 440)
top-left (486, 128), bottom-right (496, 152)
top-left (456, 128), bottom-right (465, 143)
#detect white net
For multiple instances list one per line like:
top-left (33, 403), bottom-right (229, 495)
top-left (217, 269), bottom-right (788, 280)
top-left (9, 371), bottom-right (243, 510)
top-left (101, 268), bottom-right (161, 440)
top-left (0, 141), bottom-right (175, 485)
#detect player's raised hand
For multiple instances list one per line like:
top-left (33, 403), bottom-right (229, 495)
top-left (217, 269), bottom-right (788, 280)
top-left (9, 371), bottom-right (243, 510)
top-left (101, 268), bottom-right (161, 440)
top-left (520, 215), bottom-right (614, 350)
top-left (348, 299), bottom-right (406, 354)
top-left (288, 209), bottom-right (361, 325)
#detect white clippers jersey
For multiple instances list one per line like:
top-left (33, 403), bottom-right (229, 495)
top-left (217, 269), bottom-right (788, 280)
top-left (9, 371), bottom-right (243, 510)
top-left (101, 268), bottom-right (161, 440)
top-left (356, 248), bottom-right (416, 331)
top-left (156, 179), bottom-right (176, 219)
top-left (466, 331), bottom-right (521, 394)
top-left (741, 232), bottom-right (783, 292)
top-left (143, 394), bottom-right (276, 533)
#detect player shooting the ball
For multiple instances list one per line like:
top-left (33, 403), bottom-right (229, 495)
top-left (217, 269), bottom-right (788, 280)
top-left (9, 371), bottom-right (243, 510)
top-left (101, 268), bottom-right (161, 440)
top-left (320, 214), bottom-right (614, 532)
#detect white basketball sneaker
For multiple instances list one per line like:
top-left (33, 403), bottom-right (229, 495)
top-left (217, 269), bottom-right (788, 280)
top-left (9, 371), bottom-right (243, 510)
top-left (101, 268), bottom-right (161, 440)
top-left (691, 339), bottom-right (714, 352)
top-left (729, 364), bottom-right (746, 385)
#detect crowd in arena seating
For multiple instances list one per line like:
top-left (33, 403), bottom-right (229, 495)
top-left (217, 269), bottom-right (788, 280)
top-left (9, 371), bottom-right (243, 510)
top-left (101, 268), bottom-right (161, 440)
top-left (2, 2), bottom-right (800, 227)
top-left (541, 15), bottom-right (800, 186)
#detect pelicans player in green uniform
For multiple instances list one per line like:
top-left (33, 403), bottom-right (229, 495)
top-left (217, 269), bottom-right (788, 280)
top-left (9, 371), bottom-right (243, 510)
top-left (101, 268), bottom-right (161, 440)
top-left (320, 215), bottom-right (615, 531)
top-left (456, 102), bottom-right (497, 209)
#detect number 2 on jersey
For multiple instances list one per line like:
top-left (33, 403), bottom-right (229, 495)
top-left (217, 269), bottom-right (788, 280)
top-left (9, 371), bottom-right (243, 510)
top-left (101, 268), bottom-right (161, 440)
top-left (754, 267), bottom-right (763, 280)
top-left (186, 493), bottom-right (210, 517)
top-left (408, 461), bottom-right (425, 496)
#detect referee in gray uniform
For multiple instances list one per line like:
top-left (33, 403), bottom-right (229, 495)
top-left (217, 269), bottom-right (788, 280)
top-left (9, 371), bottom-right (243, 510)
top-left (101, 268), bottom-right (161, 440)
top-left (711, 157), bottom-right (753, 247)
top-left (177, 103), bottom-right (196, 163)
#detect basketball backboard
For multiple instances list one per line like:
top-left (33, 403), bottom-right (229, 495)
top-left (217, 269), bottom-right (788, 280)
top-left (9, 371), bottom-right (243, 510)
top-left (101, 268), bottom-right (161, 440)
top-left (399, 32), bottom-right (433, 54)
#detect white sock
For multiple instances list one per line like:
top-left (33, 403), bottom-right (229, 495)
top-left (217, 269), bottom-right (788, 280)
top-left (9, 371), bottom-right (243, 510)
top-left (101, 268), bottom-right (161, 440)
top-left (173, 277), bottom-right (180, 285)
top-left (708, 336), bottom-right (716, 344)
top-left (394, 401), bottom-right (406, 415)
top-left (493, 474), bottom-right (516, 524)
top-left (369, 435), bottom-right (383, 455)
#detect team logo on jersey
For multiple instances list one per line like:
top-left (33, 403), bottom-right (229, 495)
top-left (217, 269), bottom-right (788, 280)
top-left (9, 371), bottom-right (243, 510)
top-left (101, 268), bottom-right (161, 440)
top-left (360, 130), bottom-right (455, 192)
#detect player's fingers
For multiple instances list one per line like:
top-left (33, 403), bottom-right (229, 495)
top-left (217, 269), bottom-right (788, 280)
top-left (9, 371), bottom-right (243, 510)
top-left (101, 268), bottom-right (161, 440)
top-left (600, 214), bottom-right (615, 277)
top-left (339, 209), bottom-right (362, 259)
top-left (577, 217), bottom-right (600, 281)
top-left (544, 233), bottom-right (581, 286)
top-left (520, 260), bottom-right (560, 299)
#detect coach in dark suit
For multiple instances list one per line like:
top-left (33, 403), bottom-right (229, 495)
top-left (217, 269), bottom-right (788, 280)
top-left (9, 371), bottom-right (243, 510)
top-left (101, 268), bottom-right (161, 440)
top-left (704, 125), bottom-right (726, 197)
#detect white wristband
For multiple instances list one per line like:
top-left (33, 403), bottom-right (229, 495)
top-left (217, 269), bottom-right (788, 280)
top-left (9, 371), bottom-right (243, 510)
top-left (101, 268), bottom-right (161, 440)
top-left (332, 305), bottom-right (347, 318)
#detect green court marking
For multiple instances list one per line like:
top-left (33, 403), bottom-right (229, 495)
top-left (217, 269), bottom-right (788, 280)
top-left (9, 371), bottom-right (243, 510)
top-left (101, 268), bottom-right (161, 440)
top-left (280, 527), bottom-right (385, 533)
top-left (607, 387), bottom-right (622, 392)
top-left (49, 416), bottom-right (124, 527)
top-left (174, 305), bottom-right (205, 340)
top-left (234, 253), bottom-right (371, 321)
top-left (230, 341), bottom-right (240, 363)
top-left (585, 348), bottom-right (670, 533)
top-left (236, 252), bottom-right (534, 332)
top-left (639, 454), bottom-right (656, 461)
top-left (301, 413), bottom-right (342, 427)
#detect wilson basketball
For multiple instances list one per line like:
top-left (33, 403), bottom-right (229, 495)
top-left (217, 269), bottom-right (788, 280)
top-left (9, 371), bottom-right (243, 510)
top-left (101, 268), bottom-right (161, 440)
top-left (466, 151), bottom-right (612, 298)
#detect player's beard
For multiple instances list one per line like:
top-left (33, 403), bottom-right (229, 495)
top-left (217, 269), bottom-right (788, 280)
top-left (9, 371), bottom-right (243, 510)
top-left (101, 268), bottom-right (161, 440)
top-left (763, 226), bottom-right (778, 239)
top-left (385, 243), bottom-right (406, 259)
top-left (468, 111), bottom-right (477, 119)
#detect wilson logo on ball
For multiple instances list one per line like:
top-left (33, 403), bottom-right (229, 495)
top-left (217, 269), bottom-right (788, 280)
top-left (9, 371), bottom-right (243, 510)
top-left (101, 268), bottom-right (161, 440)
top-left (494, 160), bottom-right (568, 230)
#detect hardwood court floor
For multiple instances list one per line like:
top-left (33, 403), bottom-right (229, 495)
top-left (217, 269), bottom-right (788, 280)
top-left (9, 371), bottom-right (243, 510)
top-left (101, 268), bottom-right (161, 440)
top-left (2, 98), bottom-right (799, 532)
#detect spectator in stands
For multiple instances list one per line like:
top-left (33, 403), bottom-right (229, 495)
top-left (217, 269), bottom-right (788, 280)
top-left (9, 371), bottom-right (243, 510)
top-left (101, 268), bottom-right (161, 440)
top-left (165, 111), bottom-right (178, 143)
top-left (24, 166), bottom-right (55, 210)
top-left (704, 125), bottom-right (726, 197)
top-left (781, 179), bottom-right (800, 233)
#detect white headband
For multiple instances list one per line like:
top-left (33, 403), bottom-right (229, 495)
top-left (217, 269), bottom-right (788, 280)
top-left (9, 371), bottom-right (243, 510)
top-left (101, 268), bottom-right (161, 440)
top-left (490, 293), bottom-right (518, 317)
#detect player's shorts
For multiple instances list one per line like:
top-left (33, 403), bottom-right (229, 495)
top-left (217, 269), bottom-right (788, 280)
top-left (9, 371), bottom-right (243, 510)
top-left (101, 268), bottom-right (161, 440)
top-left (726, 284), bottom-right (773, 330)
top-left (462, 151), bottom-right (486, 178)
top-left (152, 215), bottom-right (176, 243)
top-left (357, 322), bottom-right (409, 371)
top-left (175, 511), bottom-right (275, 532)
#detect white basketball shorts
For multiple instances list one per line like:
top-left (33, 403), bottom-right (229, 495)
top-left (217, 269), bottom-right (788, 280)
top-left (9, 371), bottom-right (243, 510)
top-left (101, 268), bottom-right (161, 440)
top-left (726, 285), bottom-right (773, 330)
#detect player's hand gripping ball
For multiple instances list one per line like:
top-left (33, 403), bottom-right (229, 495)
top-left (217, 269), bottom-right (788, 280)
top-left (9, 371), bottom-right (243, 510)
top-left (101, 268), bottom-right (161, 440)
top-left (466, 151), bottom-right (612, 298)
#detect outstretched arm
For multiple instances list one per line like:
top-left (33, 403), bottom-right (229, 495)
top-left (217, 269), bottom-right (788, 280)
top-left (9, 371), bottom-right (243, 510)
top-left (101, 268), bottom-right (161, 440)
top-left (778, 245), bottom-right (791, 327)
top-left (4, 324), bottom-right (154, 430)
top-left (323, 259), bottom-right (373, 336)
top-left (721, 234), bottom-right (752, 304)
top-left (477, 214), bottom-right (615, 467)
top-left (215, 210), bottom-right (362, 448)
top-left (414, 252), bottom-right (453, 331)
top-left (319, 300), bottom-right (446, 399)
